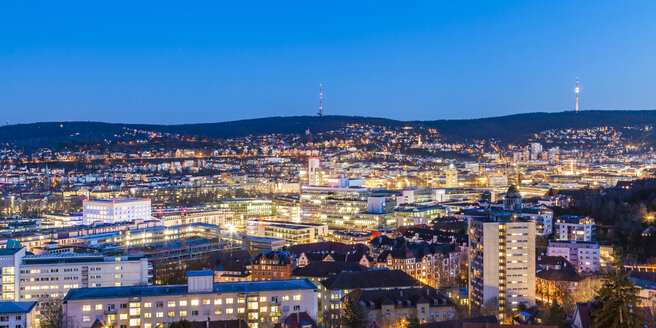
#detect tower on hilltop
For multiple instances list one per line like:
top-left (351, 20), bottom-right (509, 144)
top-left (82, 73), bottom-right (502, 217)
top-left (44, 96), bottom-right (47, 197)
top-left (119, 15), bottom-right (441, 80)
top-left (575, 77), bottom-right (580, 112)
top-left (318, 83), bottom-right (324, 116)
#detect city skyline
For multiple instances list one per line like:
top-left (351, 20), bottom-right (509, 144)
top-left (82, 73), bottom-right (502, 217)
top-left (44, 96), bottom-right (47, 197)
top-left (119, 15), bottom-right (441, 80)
top-left (3, 1), bottom-right (656, 124)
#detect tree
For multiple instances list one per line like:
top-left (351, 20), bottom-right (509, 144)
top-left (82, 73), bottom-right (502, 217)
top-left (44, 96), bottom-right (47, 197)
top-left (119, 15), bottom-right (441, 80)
top-left (168, 320), bottom-right (193, 328)
top-left (38, 297), bottom-right (78, 328)
top-left (404, 315), bottom-right (421, 328)
top-left (591, 263), bottom-right (653, 328)
top-left (544, 299), bottom-right (568, 328)
top-left (341, 296), bottom-right (365, 328)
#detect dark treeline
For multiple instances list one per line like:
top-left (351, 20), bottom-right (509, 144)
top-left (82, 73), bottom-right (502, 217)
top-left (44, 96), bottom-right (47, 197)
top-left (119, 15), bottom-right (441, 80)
top-left (553, 179), bottom-right (656, 264)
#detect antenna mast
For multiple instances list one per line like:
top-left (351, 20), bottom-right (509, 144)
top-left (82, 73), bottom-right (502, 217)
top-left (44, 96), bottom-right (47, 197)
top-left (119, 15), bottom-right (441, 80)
top-left (318, 83), bottom-right (324, 116)
top-left (575, 77), bottom-right (580, 112)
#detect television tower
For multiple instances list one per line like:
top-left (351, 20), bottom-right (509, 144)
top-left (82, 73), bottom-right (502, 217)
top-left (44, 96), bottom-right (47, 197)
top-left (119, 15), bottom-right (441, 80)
top-left (318, 83), bottom-right (324, 116)
top-left (575, 77), bottom-right (580, 112)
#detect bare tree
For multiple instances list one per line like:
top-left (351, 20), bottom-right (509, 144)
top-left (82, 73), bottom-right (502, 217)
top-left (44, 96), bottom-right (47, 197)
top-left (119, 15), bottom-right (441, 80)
top-left (38, 297), bottom-right (78, 328)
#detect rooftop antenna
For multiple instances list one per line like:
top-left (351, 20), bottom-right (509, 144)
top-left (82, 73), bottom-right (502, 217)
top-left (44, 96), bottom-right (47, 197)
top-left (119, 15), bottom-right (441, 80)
top-left (575, 77), bottom-right (580, 112)
top-left (318, 83), bottom-right (324, 116)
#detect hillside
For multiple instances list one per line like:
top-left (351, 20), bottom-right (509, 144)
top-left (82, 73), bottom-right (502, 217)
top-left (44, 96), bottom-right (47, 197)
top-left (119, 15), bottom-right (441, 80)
top-left (2, 110), bottom-right (656, 148)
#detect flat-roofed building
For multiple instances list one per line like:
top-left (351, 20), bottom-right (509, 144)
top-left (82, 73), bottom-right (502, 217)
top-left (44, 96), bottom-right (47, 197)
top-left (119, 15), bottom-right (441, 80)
top-left (547, 240), bottom-right (600, 273)
top-left (246, 220), bottom-right (328, 245)
top-left (83, 198), bottom-right (151, 224)
top-left (554, 215), bottom-right (595, 241)
top-left (63, 273), bottom-right (318, 328)
top-left (468, 215), bottom-right (536, 316)
top-left (0, 248), bottom-right (152, 301)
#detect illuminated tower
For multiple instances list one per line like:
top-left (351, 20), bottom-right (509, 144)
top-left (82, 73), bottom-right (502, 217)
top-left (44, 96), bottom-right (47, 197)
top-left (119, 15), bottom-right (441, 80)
top-left (318, 83), bottom-right (324, 116)
top-left (575, 77), bottom-right (580, 112)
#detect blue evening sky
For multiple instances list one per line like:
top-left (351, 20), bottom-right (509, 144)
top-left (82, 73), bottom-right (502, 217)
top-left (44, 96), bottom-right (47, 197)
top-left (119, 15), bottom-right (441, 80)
top-left (1, 1), bottom-right (656, 124)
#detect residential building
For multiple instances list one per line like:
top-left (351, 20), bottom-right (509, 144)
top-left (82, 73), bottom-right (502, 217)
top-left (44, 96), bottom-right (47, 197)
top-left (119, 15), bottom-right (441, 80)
top-left (535, 256), bottom-right (582, 304)
top-left (468, 215), bottom-right (536, 315)
top-left (0, 248), bottom-right (152, 301)
top-left (63, 272), bottom-right (318, 328)
top-left (0, 301), bottom-right (37, 328)
top-left (319, 269), bottom-right (424, 327)
top-left (547, 240), bottom-right (600, 273)
top-left (554, 215), bottom-right (595, 241)
top-left (251, 250), bottom-right (296, 281)
top-left (210, 250), bottom-right (251, 282)
top-left (246, 220), bottom-right (328, 245)
top-left (343, 285), bottom-right (455, 325)
top-left (83, 198), bottom-right (151, 224)
top-left (374, 243), bottom-right (462, 288)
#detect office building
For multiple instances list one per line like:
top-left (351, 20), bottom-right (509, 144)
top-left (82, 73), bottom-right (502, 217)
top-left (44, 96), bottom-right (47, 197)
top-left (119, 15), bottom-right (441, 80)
top-left (63, 272), bottom-right (318, 328)
top-left (445, 164), bottom-right (458, 187)
top-left (246, 220), bottom-right (328, 245)
top-left (468, 215), bottom-right (536, 315)
top-left (83, 198), bottom-right (151, 224)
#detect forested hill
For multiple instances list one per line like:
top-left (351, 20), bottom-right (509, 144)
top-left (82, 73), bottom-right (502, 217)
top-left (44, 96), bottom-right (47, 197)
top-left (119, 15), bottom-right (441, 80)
top-left (2, 110), bottom-right (656, 146)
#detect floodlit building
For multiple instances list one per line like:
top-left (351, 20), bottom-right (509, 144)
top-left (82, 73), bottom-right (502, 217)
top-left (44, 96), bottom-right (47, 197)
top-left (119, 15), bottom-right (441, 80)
top-left (63, 272), bottom-right (318, 328)
top-left (83, 198), bottom-right (151, 224)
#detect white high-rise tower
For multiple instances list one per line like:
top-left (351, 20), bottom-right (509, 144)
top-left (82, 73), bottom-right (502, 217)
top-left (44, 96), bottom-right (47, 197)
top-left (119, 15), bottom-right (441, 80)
top-left (575, 77), bottom-right (580, 112)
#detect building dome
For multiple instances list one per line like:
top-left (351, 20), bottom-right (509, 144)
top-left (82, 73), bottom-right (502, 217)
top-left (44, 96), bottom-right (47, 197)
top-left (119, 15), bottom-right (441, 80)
top-left (506, 184), bottom-right (521, 198)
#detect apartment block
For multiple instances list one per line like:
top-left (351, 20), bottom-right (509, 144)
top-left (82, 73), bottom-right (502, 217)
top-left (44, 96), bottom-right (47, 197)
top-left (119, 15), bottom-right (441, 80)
top-left (63, 272), bottom-right (318, 328)
top-left (468, 216), bottom-right (536, 315)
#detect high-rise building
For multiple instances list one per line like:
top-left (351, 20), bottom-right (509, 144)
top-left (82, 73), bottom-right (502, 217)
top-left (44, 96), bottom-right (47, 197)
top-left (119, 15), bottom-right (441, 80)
top-left (445, 164), bottom-right (458, 187)
top-left (468, 215), bottom-right (536, 316)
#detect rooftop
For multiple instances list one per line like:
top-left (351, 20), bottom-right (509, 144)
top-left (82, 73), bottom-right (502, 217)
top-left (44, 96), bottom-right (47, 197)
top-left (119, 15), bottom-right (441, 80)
top-left (64, 279), bottom-right (316, 301)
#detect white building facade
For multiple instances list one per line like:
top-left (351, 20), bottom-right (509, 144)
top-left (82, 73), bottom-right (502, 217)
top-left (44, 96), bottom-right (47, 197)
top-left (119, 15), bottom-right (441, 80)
top-left (83, 198), bottom-right (151, 224)
top-left (547, 240), bottom-right (600, 273)
top-left (63, 273), bottom-right (318, 328)
top-left (0, 249), bottom-right (151, 301)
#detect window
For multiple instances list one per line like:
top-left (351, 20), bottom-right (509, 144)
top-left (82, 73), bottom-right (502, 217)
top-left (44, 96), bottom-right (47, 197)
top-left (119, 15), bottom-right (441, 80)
top-left (282, 295), bottom-right (289, 301)
top-left (238, 308), bottom-right (245, 314)
top-left (119, 314), bottom-right (127, 320)
top-left (156, 312), bottom-right (163, 318)
top-left (190, 300), bottom-right (199, 306)
top-left (82, 316), bottom-right (90, 322)
top-left (214, 299), bottom-right (222, 305)
top-left (168, 301), bottom-right (175, 307)
top-left (144, 312), bottom-right (151, 318)
top-left (226, 298), bottom-right (234, 304)
top-left (82, 305), bottom-right (91, 311)
top-left (95, 304), bottom-right (102, 310)
top-left (180, 311), bottom-right (187, 317)
top-left (293, 295), bottom-right (301, 301)
top-left (226, 308), bottom-right (234, 314)
top-left (203, 299), bottom-right (210, 305)
top-left (144, 302), bottom-right (152, 308)
top-left (179, 300), bottom-right (187, 306)
top-left (168, 312), bottom-right (175, 318)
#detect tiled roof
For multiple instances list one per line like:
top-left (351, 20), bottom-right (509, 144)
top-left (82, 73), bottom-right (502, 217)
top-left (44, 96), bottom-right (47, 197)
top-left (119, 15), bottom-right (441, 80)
top-left (320, 269), bottom-right (423, 290)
